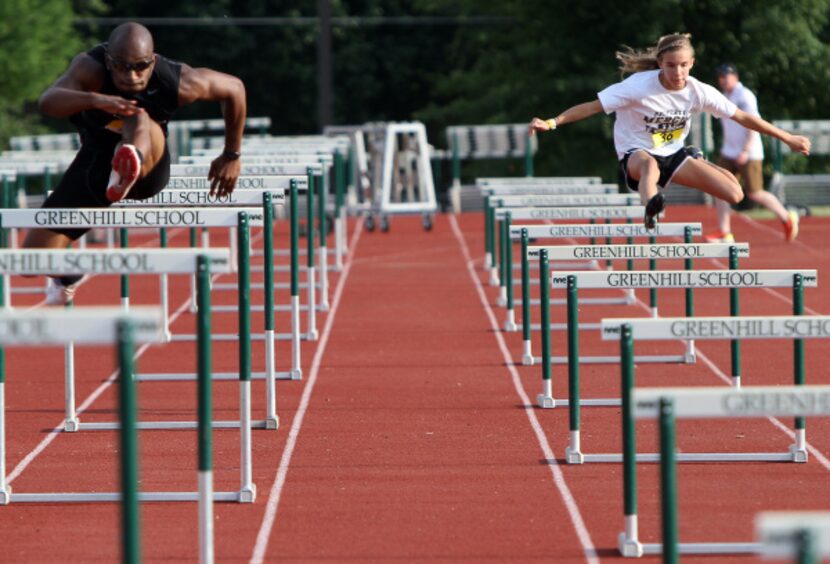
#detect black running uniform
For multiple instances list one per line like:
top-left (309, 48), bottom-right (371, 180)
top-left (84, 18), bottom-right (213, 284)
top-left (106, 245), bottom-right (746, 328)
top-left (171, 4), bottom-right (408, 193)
top-left (43, 43), bottom-right (182, 239)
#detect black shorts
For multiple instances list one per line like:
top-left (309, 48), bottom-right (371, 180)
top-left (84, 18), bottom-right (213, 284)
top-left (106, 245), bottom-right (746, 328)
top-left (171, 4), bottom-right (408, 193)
top-left (620, 146), bottom-right (703, 192)
top-left (42, 139), bottom-right (171, 240)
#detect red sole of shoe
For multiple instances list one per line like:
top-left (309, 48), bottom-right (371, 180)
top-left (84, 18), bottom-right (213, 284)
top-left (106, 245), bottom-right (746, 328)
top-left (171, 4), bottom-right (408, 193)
top-left (106, 146), bottom-right (141, 202)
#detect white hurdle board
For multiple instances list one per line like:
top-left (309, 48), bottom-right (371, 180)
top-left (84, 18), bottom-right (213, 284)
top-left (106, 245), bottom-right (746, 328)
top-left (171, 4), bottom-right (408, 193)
top-left (495, 193), bottom-right (641, 208)
top-left (573, 269), bottom-right (817, 292)
top-left (510, 222), bottom-right (702, 239)
top-left (756, 512), bottom-right (830, 559)
top-left (482, 184), bottom-right (617, 196)
top-left (0, 207), bottom-right (266, 229)
top-left (496, 205), bottom-right (646, 220)
top-left (170, 163), bottom-right (326, 177)
top-left (0, 306), bottom-right (164, 346)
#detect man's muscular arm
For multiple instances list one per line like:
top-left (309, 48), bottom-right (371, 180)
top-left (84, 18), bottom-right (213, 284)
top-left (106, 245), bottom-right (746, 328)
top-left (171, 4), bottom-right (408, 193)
top-left (38, 53), bottom-right (139, 118)
top-left (177, 64), bottom-right (247, 196)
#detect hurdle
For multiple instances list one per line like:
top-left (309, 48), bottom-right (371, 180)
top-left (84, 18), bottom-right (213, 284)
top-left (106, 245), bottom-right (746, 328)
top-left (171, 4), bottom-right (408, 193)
top-left (0, 206), bottom-right (291, 423)
top-left (632, 382), bottom-right (830, 558)
top-left (494, 205), bottom-right (646, 309)
top-left (171, 161), bottom-right (338, 294)
top-left (532, 241), bottom-right (748, 363)
top-left (0, 251), bottom-right (258, 503)
top-left (476, 176), bottom-right (604, 275)
top-left (603, 315), bottom-right (830, 556)
top-left (556, 269), bottom-right (816, 462)
top-left (515, 223), bottom-right (702, 361)
top-left (175, 152), bottom-right (348, 272)
top-left (756, 512), bottom-right (830, 563)
top-left (482, 185), bottom-right (620, 283)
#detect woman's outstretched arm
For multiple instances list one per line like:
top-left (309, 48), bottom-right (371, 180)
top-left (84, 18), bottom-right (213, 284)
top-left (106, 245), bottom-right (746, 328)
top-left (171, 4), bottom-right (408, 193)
top-left (529, 99), bottom-right (604, 134)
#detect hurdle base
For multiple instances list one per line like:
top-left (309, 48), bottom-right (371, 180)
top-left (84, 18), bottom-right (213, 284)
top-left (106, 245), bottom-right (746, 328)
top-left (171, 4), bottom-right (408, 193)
top-left (290, 369), bottom-right (303, 381)
top-left (318, 303), bottom-right (330, 313)
top-left (265, 416), bottom-right (280, 430)
top-left (789, 443), bottom-right (808, 463)
top-left (536, 394), bottom-right (555, 409)
top-left (618, 533), bottom-right (643, 558)
top-left (64, 417), bottom-right (80, 432)
top-left (583, 451), bottom-right (796, 464)
top-left (554, 398), bottom-right (621, 408)
top-left (640, 541), bottom-right (762, 556)
top-left (533, 354), bottom-right (688, 365)
top-left (503, 310), bottom-right (517, 332)
top-left (0, 487), bottom-right (12, 505)
top-left (307, 329), bottom-right (319, 341)
top-left (77, 420), bottom-right (275, 431)
top-left (488, 269), bottom-right (499, 286)
top-left (8, 491), bottom-right (243, 503)
top-left (238, 485), bottom-right (257, 503)
top-left (135, 371), bottom-right (295, 382)
top-left (496, 295), bottom-right (506, 307)
top-left (522, 355), bottom-right (534, 366)
top-left (565, 447), bottom-right (584, 465)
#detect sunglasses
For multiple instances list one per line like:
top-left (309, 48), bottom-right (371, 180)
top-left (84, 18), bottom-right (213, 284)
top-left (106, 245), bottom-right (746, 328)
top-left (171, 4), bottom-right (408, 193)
top-left (106, 53), bottom-right (154, 73)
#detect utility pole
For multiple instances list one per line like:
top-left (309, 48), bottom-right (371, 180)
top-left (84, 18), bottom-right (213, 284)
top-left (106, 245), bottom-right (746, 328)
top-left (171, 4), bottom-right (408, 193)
top-left (317, 0), bottom-right (333, 129)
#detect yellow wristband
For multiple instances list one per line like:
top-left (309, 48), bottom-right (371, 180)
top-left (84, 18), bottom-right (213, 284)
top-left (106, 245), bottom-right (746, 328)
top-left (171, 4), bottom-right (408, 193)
top-left (545, 118), bottom-right (557, 130)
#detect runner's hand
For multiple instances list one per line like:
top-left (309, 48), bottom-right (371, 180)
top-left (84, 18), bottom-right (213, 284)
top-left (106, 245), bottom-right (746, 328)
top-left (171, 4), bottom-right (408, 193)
top-left (786, 135), bottom-right (811, 156)
top-left (208, 154), bottom-right (240, 197)
top-left (93, 93), bottom-right (139, 116)
top-left (529, 117), bottom-right (554, 135)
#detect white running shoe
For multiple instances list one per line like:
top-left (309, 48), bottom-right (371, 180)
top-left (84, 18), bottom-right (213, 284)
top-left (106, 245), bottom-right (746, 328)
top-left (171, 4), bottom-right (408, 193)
top-left (45, 276), bottom-right (85, 306)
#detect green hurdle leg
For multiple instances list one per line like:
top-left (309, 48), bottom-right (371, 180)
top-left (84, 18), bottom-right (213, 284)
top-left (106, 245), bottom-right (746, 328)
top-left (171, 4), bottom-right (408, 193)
top-left (120, 228), bottom-right (129, 309)
top-left (306, 169), bottom-right (318, 340)
top-left (659, 397), bottom-right (679, 564)
top-left (796, 529), bottom-right (818, 564)
top-left (565, 275), bottom-right (583, 462)
top-left (333, 150), bottom-right (346, 270)
top-left (117, 320), bottom-right (140, 564)
top-left (503, 212), bottom-right (516, 329)
top-left (484, 195), bottom-right (492, 270)
top-left (189, 227), bottom-right (198, 313)
top-left (451, 130), bottom-right (461, 212)
top-left (497, 216), bottom-right (507, 306)
top-left (237, 212), bottom-right (256, 501)
top-left (729, 246), bottom-right (741, 387)
top-left (683, 227), bottom-right (695, 362)
top-left (196, 255), bottom-right (214, 562)
top-left (263, 193), bottom-right (279, 429)
top-left (158, 228), bottom-right (172, 341)
top-left (521, 229), bottom-right (533, 365)
top-left (792, 273), bottom-right (807, 461)
top-left (317, 170), bottom-right (330, 311)
top-left (649, 235), bottom-right (658, 315)
top-left (620, 323), bottom-right (643, 557)
top-left (488, 205), bottom-right (498, 285)
top-left (537, 250), bottom-right (554, 408)
top-left (289, 180), bottom-right (302, 379)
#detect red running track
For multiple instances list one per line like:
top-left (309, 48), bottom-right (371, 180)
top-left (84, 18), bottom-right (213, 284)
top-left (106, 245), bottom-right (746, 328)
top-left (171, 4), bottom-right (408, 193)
top-left (0, 206), bottom-right (828, 562)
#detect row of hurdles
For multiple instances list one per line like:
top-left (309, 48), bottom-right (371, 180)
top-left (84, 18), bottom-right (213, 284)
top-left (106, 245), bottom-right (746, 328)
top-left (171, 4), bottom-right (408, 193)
top-left (476, 175), bottom-right (829, 562)
top-left (0, 129), bottom-right (361, 563)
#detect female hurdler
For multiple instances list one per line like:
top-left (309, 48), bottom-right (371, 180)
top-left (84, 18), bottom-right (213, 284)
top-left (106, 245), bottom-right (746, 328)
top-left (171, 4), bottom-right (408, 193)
top-left (529, 33), bottom-right (811, 229)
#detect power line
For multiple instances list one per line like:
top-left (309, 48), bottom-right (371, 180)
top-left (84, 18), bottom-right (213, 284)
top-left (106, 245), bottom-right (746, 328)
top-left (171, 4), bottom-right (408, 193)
top-left (73, 16), bottom-right (516, 27)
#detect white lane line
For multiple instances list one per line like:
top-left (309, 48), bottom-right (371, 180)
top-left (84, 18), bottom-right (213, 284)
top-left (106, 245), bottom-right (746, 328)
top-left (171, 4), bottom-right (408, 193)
top-left (450, 214), bottom-right (599, 564)
top-left (249, 218), bottom-right (363, 564)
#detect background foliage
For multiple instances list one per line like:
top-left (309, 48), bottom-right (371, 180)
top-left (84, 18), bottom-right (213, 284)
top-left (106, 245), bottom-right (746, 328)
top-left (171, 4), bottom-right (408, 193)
top-left (3, 0), bottom-right (829, 179)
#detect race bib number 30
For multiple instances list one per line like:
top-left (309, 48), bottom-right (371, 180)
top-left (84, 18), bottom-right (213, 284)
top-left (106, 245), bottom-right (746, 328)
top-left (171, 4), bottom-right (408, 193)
top-left (651, 127), bottom-right (684, 149)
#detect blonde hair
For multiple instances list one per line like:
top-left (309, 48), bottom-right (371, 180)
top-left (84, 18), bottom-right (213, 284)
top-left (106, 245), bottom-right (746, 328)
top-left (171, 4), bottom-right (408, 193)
top-left (616, 33), bottom-right (694, 75)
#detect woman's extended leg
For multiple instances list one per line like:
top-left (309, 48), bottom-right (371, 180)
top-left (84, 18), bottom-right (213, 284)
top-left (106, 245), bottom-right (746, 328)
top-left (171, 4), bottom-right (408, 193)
top-left (671, 158), bottom-right (743, 204)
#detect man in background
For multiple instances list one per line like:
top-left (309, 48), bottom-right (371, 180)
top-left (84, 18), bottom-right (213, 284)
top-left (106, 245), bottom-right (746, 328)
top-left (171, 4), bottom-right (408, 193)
top-left (705, 63), bottom-right (799, 242)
